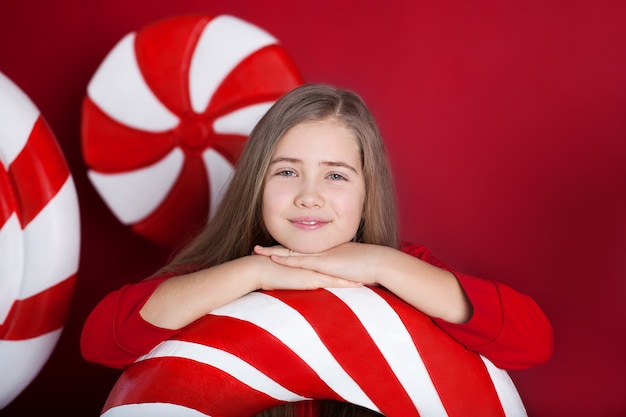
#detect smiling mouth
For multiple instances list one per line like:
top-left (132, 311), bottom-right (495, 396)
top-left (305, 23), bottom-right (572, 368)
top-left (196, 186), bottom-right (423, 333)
top-left (290, 218), bottom-right (329, 229)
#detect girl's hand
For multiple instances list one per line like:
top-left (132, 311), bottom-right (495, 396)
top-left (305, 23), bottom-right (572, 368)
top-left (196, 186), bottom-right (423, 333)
top-left (248, 253), bottom-right (363, 291)
top-left (253, 242), bottom-right (389, 285)
top-left (254, 243), bottom-right (472, 324)
top-left (141, 253), bottom-right (362, 330)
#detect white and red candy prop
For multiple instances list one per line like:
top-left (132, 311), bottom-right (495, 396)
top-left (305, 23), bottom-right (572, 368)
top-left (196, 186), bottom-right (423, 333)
top-left (82, 14), bottom-right (303, 248)
top-left (0, 72), bottom-right (80, 408)
top-left (101, 287), bottom-right (527, 417)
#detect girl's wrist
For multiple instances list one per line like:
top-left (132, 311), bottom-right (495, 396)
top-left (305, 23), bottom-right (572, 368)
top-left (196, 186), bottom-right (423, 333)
top-left (369, 245), bottom-right (400, 287)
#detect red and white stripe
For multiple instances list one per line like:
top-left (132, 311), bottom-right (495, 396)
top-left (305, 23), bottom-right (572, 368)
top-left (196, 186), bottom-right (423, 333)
top-left (0, 72), bottom-right (80, 408)
top-left (101, 287), bottom-right (527, 417)
top-left (81, 14), bottom-right (303, 248)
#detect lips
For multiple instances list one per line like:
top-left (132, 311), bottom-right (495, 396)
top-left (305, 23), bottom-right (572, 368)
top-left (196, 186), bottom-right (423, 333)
top-left (290, 217), bottom-right (329, 230)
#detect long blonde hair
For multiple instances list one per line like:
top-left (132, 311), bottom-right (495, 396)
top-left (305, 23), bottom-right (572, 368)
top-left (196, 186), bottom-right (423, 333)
top-left (163, 84), bottom-right (398, 273)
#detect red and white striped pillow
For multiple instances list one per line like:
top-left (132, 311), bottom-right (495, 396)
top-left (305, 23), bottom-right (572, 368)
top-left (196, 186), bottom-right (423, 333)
top-left (101, 286), bottom-right (527, 417)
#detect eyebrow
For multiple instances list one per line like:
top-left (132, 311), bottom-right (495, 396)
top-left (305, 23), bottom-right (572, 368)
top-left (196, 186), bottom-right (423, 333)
top-left (269, 157), bottom-right (359, 174)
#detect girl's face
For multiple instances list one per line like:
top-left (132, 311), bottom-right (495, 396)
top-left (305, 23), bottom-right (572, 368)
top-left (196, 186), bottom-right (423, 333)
top-left (262, 119), bottom-right (366, 254)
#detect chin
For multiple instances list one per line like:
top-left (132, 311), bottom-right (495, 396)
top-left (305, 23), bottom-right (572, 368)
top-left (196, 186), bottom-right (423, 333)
top-left (289, 244), bottom-right (329, 254)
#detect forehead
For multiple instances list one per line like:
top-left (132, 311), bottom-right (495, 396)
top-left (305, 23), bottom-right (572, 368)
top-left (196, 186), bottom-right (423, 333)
top-left (274, 120), bottom-right (361, 160)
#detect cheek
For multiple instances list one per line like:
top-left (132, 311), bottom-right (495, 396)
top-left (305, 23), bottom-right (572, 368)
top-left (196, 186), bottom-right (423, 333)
top-left (263, 183), bottom-right (288, 209)
top-left (261, 183), bottom-right (286, 226)
top-left (337, 190), bottom-right (365, 224)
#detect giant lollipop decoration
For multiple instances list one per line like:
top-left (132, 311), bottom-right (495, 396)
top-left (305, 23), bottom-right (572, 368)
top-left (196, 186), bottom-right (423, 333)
top-left (82, 14), bottom-right (304, 248)
top-left (0, 71), bottom-right (80, 408)
top-left (101, 286), bottom-right (527, 416)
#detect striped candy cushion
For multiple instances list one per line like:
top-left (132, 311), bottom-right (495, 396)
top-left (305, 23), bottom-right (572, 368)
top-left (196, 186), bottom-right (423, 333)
top-left (101, 287), bottom-right (526, 417)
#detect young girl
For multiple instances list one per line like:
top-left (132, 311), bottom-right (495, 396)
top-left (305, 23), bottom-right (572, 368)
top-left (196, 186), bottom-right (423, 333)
top-left (81, 84), bottom-right (553, 416)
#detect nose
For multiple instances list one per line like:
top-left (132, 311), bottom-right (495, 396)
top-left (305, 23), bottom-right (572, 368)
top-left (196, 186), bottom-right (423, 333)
top-left (295, 180), bottom-right (324, 208)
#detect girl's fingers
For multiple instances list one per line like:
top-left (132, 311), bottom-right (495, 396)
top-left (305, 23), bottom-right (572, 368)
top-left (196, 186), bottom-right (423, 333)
top-left (254, 245), bottom-right (293, 257)
top-left (325, 277), bottom-right (363, 288)
top-left (270, 254), bottom-right (301, 266)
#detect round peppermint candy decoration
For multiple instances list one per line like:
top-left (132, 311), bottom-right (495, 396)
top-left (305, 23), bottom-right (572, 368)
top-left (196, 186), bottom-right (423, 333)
top-left (0, 71), bottom-right (80, 409)
top-left (82, 14), bottom-right (303, 248)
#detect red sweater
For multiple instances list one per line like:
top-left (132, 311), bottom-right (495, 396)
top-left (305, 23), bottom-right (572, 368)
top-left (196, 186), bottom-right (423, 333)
top-left (80, 243), bottom-right (553, 371)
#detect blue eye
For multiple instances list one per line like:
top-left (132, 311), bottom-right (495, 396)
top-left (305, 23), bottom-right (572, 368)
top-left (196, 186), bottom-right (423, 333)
top-left (278, 170), bottom-right (296, 177)
top-left (328, 173), bottom-right (347, 181)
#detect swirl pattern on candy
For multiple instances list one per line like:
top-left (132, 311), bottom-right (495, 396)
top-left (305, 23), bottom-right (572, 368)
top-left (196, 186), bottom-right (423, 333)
top-left (0, 72), bottom-right (81, 409)
top-left (81, 14), bottom-right (304, 248)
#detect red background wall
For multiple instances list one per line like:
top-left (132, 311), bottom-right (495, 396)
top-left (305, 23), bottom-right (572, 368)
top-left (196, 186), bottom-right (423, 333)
top-left (1, 1), bottom-right (625, 416)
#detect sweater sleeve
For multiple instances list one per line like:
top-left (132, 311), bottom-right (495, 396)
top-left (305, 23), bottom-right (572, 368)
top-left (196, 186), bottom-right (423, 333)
top-left (401, 243), bottom-right (553, 370)
top-left (80, 275), bottom-right (181, 369)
